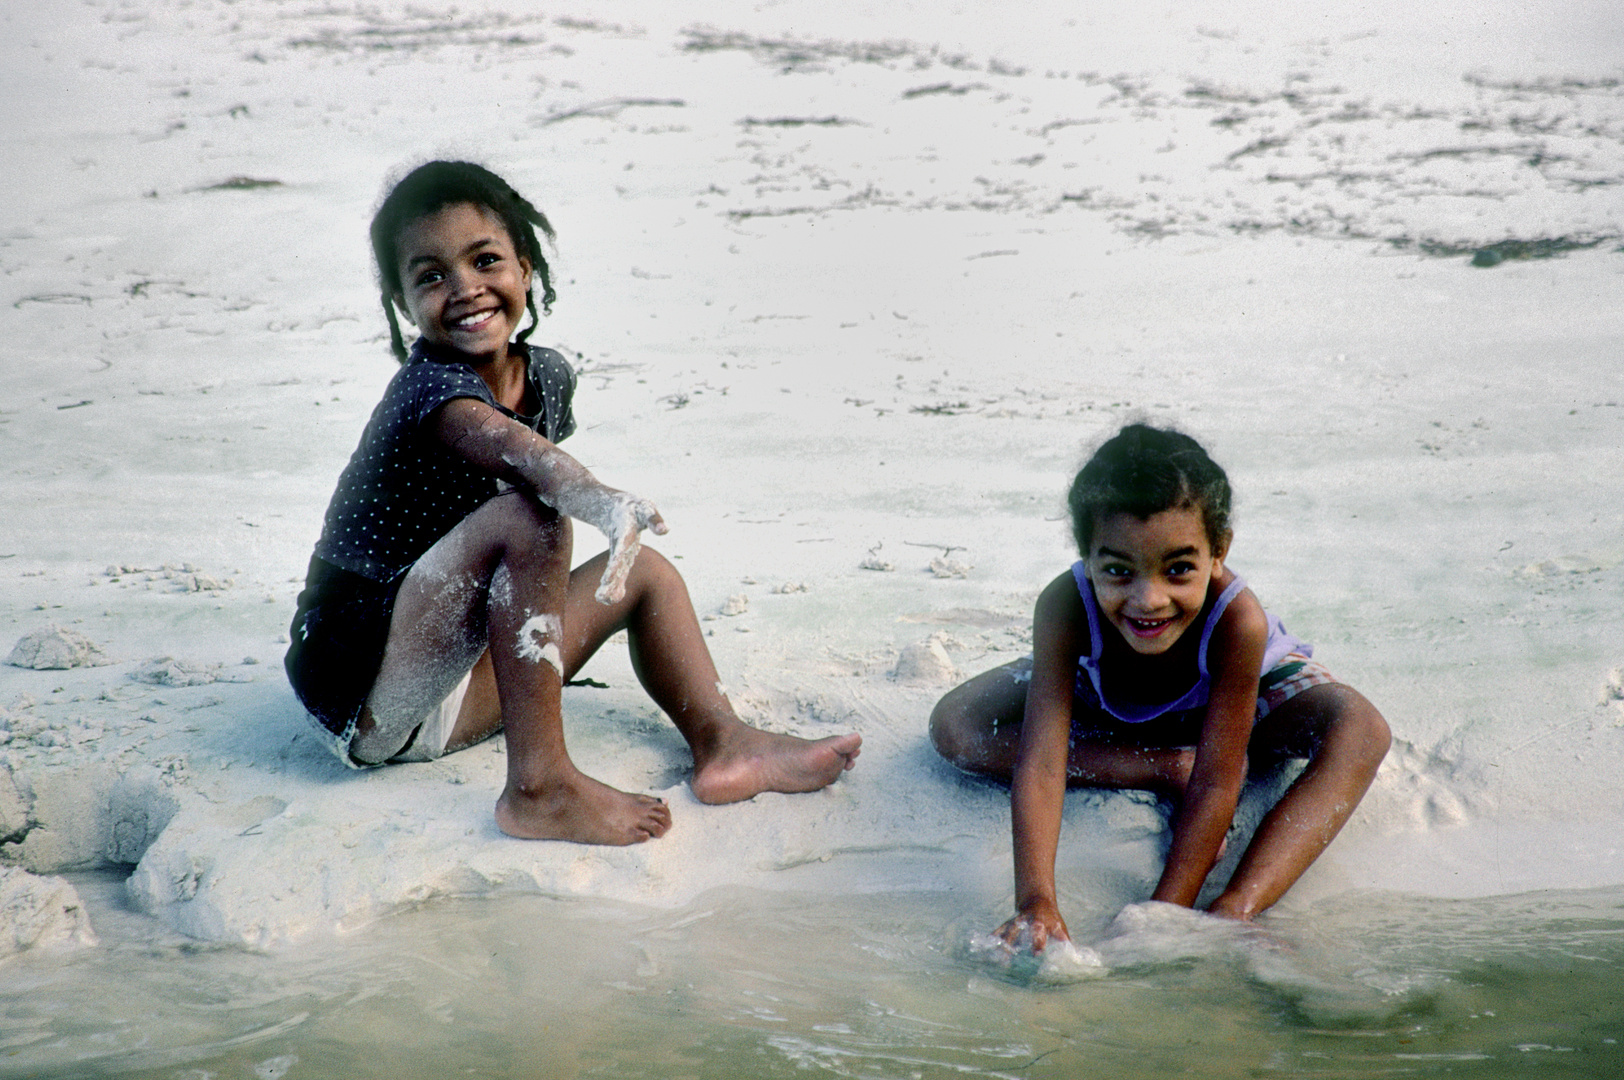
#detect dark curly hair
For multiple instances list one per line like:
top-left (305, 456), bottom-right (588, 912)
top-left (370, 160), bottom-right (557, 363)
top-left (1067, 423), bottom-right (1233, 555)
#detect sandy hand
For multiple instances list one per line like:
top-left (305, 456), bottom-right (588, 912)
top-left (994, 901), bottom-right (1070, 956)
top-left (593, 493), bottom-right (668, 605)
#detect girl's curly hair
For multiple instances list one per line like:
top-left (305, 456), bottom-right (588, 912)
top-left (1067, 423), bottom-right (1233, 554)
top-left (370, 160), bottom-right (556, 363)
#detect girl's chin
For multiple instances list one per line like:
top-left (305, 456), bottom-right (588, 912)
top-left (426, 333), bottom-right (511, 359)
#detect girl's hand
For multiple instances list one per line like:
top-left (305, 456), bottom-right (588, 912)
top-left (994, 897), bottom-right (1070, 955)
top-left (594, 492), bottom-right (668, 604)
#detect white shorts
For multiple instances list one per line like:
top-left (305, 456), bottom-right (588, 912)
top-left (387, 670), bottom-right (473, 763)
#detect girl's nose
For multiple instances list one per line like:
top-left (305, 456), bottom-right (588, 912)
top-left (447, 266), bottom-right (480, 298)
top-left (1132, 579), bottom-right (1167, 611)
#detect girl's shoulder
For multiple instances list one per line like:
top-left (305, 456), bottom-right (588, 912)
top-left (525, 344), bottom-right (578, 395)
top-left (1032, 567), bottom-right (1092, 648)
top-left (390, 353), bottom-right (494, 402)
top-left (1038, 566), bottom-right (1086, 607)
top-left (1207, 571), bottom-right (1269, 656)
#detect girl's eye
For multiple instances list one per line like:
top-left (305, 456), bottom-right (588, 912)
top-left (1167, 562), bottom-right (1196, 577)
top-left (415, 269), bottom-right (443, 287)
top-left (1101, 564), bottom-right (1132, 579)
top-left (475, 252), bottom-right (500, 268)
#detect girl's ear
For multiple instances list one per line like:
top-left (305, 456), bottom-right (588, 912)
top-left (519, 255), bottom-right (533, 292)
top-left (391, 292), bottom-right (414, 326)
top-left (1211, 529), bottom-right (1233, 572)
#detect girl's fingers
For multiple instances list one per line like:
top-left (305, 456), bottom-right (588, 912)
top-left (991, 913), bottom-right (1067, 955)
top-left (589, 494), bottom-right (663, 605)
top-left (630, 500), bottom-right (662, 532)
top-left (593, 530), bottom-right (642, 605)
top-left (631, 498), bottom-right (667, 536)
top-left (993, 916), bottom-right (1026, 948)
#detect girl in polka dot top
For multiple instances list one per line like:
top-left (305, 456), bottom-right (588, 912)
top-left (286, 161), bottom-right (859, 845)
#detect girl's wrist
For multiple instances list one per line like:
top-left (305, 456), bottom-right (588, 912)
top-left (1015, 891), bottom-right (1057, 914)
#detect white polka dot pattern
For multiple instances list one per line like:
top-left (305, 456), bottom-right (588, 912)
top-left (312, 340), bottom-right (577, 582)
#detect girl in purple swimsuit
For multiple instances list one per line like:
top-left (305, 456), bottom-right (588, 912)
top-left (929, 423), bottom-right (1390, 950)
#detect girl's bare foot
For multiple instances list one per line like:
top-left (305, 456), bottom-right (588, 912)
top-left (495, 770), bottom-right (672, 844)
top-left (689, 726), bottom-right (861, 805)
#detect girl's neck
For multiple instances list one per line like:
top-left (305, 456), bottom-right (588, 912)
top-left (451, 340), bottom-right (530, 413)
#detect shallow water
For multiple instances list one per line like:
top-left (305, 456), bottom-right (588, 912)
top-left (6, 875), bottom-right (1622, 1079)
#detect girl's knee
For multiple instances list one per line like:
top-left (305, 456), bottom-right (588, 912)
top-left (1260, 683), bottom-right (1389, 766)
top-left (1351, 700), bottom-right (1392, 767)
top-left (928, 693), bottom-right (975, 764)
top-left (486, 493), bottom-right (569, 559)
top-left (631, 546), bottom-right (679, 586)
top-left (1320, 686), bottom-right (1391, 773)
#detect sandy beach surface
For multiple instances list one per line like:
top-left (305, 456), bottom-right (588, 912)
top-left (2, 0), bottom-right (1623, 1074)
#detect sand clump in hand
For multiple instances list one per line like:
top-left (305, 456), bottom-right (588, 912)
top-left (6, 627), bottom-right (112, 671)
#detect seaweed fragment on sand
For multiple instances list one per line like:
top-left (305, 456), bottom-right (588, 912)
top-left (198, 176), bottom-right (284, 192)
top-left (681, 26), bottom-right (953, 74)
top-left (1396, 234), bottom-right (1618, 266)
top-left (536, 98), bottom-right (685, 125)
top-left (739, 116), bottom-right (860, 128)
top-left (287, 12), bottom-right (548, 53)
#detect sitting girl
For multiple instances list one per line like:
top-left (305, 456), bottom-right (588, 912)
top-left (285, 160), bottom-right (859, 845)
top-left (930, 423), bottom-right (1388, 948)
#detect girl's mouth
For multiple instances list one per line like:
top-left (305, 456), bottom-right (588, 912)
top-left (450, 308), bottom-right (498, 331)
top-left (1124, 615), bottom-right (1174, 638)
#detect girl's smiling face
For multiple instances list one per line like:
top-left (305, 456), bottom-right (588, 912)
top-left (393, 202), bottom-right (532, 365)
top-left (1086, 505), bottom-right (1228, 656)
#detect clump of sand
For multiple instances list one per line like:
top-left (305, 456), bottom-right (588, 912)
top-left (0, 866), bottom-right (98, 957)
top-left (893, 633), bottom-right (957, 684)
top-left (6, 627), bottom-right (112, 671)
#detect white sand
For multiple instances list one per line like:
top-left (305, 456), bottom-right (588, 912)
top-left (2, 0), bottom-right (1622, 949)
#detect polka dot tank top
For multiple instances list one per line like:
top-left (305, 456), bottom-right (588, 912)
top-left (312, 339), bottom-right (577, 582)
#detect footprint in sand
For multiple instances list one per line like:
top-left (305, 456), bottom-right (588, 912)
top-left (1384, 739), bottom-right (1470, 828)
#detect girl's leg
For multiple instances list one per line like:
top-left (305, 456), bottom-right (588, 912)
top-left (1065, 742), bottom-right (1197, 801)
top-left (928, 661), bottom-right (1030, 779)
top-left (558, 547), bottom-right (859, 804)
top-left (353, 491), bottom-right (671, 845)
top-left (1207, 683), bottom-right (1390, 920)
top-left (929, 662), bottom-right (1195, 795)
top-left (439, 543), bottom-right (861, 804)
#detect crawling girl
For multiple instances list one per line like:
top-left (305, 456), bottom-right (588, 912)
top-left (285, 160), bottom-right (859, 845)
top-left (930, 423), bottom-right (1388, 947)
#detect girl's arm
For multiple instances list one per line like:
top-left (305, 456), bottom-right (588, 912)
top-left (997, 572), bottom-right (1086, 953)
top-left (1150, 591), bottom-right (1268, 907)
top-left (432, 396), bottom-right (667, 604)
